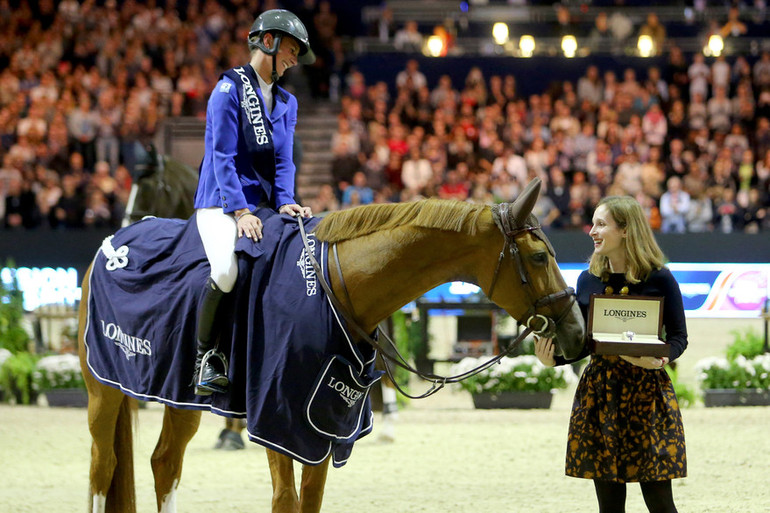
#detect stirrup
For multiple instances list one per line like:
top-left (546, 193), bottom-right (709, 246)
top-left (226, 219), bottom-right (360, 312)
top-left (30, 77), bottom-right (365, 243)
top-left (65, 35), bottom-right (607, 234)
top-left (195, 349), bottom-right (229, 396)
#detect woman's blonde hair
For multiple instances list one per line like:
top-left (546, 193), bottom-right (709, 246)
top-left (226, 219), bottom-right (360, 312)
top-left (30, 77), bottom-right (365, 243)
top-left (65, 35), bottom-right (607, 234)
top-left (588, 196), bottom-right (666, 283)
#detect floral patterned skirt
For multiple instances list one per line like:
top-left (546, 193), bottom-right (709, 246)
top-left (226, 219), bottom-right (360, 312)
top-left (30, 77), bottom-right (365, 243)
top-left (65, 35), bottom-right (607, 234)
top-left (565, 355), bottom-right (686, 482)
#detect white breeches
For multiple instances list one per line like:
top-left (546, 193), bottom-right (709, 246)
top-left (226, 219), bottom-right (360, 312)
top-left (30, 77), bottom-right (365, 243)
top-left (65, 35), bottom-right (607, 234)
top-left (195, 207), bottom-right (238, 293)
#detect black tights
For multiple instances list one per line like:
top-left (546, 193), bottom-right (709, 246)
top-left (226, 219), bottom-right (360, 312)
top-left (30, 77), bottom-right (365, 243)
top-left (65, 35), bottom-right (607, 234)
top-left (594, 480), bottom-right (677, 513)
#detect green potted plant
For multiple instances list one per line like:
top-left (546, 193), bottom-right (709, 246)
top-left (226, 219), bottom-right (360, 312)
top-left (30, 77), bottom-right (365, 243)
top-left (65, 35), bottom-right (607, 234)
top-left (452, 354), bottom-right (577, 409)
top-left (0, 350), bottom-right (40, 404)
top-left (1, 265), bottom-right (39, 404)
top-left (695, 327), bottom-right (770, 407)
top-left (0, 265), bottom-right (32, 355)
top-left (32, 353), bottom-right (88, 407)
top-left (695, 354), bottom-right (770, 407)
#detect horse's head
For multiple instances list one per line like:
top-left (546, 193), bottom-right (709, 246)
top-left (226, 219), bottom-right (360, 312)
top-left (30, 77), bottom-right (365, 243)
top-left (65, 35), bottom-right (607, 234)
top-left (487, 178), bottom-right (585, 359)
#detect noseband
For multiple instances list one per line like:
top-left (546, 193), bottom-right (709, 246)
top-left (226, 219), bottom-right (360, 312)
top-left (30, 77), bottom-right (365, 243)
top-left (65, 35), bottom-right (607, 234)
top-left (489, 203), bottom-right (575, 337)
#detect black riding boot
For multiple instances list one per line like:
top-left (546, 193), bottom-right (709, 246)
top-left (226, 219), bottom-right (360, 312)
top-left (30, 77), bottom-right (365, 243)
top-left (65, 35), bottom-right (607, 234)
top-left (193, 277), bottom-right (230, 396)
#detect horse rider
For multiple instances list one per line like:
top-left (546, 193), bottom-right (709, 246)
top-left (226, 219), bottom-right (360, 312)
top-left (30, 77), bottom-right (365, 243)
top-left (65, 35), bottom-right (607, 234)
top-left (192, 9), bottom-right (315, 395)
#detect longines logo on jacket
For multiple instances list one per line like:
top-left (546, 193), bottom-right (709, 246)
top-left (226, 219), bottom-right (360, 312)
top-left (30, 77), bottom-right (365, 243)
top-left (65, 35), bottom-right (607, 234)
top-left (233, 66), bottom-right (269, 146)
top-left (603, 309), bottom-right (648, 323)
top-left (296, 233), bottom-right (318, 296)
top-left (326, 375), bottom-right (364, 408)
top-left (101, 320), bottom-right (152, 360)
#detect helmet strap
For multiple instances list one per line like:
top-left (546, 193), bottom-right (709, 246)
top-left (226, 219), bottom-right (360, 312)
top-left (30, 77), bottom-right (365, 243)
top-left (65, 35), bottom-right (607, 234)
top-left (271, 53), bottom-right (279, 84)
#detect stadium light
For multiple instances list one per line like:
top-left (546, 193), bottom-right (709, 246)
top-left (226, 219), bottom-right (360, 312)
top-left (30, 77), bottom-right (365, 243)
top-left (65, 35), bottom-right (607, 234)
top-left (425, 35), bottom-right (444, 57)
top-left (561, 35), bottom-right (577, 58)
top-left (706, 34), bottom-right (724, 57)
top-left (637, 34), bottom-right (654, 57)
top-left (519, 35), bottom-right (535, 57)
top-left (492, 22), bottom-right (509, 45)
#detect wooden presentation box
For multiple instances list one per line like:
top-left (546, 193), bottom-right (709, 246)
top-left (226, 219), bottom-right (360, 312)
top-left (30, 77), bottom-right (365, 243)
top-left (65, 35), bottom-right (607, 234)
top-left (588, 295), bottom-right (670, 358)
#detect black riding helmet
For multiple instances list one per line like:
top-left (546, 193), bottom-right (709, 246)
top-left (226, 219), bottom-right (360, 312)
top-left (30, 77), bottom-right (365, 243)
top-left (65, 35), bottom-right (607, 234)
top-left (248, 9), bottom-right (316, 65)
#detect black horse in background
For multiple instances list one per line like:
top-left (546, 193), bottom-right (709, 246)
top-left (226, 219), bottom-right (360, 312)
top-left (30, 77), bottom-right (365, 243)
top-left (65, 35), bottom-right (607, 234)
top-left (122, 143), bottom-right (198, 226)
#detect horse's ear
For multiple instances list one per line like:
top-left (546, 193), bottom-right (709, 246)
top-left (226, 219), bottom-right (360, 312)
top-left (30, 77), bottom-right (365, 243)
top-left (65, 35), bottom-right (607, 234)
top-left (509, 178), bottom-right (541, 225)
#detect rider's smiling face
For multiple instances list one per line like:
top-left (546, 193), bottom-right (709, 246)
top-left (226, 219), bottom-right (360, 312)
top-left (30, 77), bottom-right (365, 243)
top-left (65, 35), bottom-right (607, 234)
top-left (266, 34), bottom-right (300, 77)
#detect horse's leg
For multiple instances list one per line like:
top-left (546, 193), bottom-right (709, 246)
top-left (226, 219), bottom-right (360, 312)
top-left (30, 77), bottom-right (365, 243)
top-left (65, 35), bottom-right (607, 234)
top-left (298, 459), bottom-right (331, 513)
top-left (215, 417), bottom-right (246, 450)
top-left (81, 260), bottom-right (137, 513)
top-left (380, 376), bottom-right (399, 442)
top-left (151, 406), bottom-right (202, 513)
top-left (266, 449), bottom-right (300, 513)
top-left (86, 379), bottom-right (136, 513)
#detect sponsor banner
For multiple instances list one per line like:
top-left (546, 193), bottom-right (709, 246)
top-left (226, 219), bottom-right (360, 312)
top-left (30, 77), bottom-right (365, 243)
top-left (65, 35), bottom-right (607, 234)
top-left (415, 263), bottom-right (770, 319)
top-left (1, 266), bottom-right (81, 311)
top-left (5, 263), bottom-right (770, 319)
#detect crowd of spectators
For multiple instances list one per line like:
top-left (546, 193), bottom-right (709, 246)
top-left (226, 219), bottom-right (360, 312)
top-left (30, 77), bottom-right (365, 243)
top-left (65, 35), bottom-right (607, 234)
top-left (2, 0), bottom-right (769, 236)
top-left (0, 0), bottom-right (346, 230)
top-left (321, 15), bottom-right (770, 234)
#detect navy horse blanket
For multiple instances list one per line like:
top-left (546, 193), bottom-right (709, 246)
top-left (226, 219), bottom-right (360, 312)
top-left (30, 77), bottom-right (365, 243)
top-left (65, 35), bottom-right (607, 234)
top-left (83, 210), bottom-right (382, 467)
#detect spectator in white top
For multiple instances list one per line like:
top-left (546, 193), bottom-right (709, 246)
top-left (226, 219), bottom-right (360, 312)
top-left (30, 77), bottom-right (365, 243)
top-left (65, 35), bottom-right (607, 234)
top-left (331, 116), bottom-right (361, 158)
top-left (16, 103), bottom-right (47, 142)
top-left (492, 146), bottom-right (528, 187)
top-left (394, 20), bottom-right (423, 53)
top-left (614, 148), bottom-right (643, 196)
top-left (707, 86), bottom-right (732, 133)
top-left (688, 92), bottom-right (708, 132)
top-left (400, 145), bottom-right (433, 194)
top-left (430, 74), bottom-right (457, 108)
top-left (688, 53), bottom-right (710, 101)
top-left (642, 103), bottom-right (667, 147)
top-left (660, 176), bottom-right (691, 233)
top-left (396, 58), bottom-right (427, 92)
top-left (608, 10), bottom-right (634, 42)
top-left (577, 65), bottom-right (603, 107)
top-left (711, 55), bottom-right (731, 92)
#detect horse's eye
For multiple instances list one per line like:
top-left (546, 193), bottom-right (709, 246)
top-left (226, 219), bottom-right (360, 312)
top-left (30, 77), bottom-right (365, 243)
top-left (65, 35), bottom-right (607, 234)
top-left (531, 252), bottom-right (549, 265)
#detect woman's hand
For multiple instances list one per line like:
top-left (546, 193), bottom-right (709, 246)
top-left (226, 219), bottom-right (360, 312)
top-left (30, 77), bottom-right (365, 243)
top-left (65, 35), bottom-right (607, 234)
top-left (534, 336), bottom-right (556, 367)
top-left (235, 210), bottom-right (263, 241)
top-left (619, 355), bottom-right (669, 370)
top-left (279, 203), bottom-right (313, 218)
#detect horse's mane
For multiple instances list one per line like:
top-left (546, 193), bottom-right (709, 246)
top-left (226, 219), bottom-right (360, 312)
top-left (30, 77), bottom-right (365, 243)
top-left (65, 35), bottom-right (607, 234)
top-left (313, 199), bottom-right (488, 243)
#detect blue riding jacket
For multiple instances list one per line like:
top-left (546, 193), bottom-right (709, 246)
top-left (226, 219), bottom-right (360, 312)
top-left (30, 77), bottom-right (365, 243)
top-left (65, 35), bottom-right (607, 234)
top-left (194, 67), bottom-right (298, 213)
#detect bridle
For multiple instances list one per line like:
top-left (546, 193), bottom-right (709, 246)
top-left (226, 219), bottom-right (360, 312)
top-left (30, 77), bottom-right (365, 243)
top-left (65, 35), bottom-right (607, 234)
top-left (489, 203), bottom-right (576, 339)
top-left (295, 205), bottom-right (575, 399)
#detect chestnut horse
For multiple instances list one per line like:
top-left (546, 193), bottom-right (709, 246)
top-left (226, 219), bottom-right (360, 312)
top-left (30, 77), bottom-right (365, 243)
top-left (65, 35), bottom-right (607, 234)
top-left (78, 178), bottom-right (585, 513)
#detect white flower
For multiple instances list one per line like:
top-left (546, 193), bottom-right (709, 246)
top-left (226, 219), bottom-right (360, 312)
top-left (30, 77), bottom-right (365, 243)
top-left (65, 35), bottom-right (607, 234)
top-left (34, 354), bottom-right (83, 390)
top-left (0, 348), bottom-right (11, 367)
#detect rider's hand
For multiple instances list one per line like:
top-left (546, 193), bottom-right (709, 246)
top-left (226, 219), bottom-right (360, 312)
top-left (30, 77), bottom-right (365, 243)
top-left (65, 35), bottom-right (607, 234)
top-left (279, 203), bottom-right (312, 218)
top-left (235, 210), bottom-right (263, 241)
top-left (619, 355), bottom-right (669, 370)
top-left (534, 336), bottom-right (556, 367)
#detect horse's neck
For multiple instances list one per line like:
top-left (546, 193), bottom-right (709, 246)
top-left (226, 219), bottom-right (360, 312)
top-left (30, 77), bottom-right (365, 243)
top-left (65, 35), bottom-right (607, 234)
top-left (332, 218), bottom-right (501, 333)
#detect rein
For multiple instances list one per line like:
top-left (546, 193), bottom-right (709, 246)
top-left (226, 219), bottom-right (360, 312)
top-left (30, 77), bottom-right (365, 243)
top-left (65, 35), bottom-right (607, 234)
top-left (297, 215), bottom-right (537, 399)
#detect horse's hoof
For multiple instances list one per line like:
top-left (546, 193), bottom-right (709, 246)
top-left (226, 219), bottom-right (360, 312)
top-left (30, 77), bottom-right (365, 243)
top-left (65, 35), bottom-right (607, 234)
top-left (378, 421), bottom-right (396, 443)
top-left (220, 430), bottom-right (245, 450)
top-left (214, 428), bottom-right (229, 449)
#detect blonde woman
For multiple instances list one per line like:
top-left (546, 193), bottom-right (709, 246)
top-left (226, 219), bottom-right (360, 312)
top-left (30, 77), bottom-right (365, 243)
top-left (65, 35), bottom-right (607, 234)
top-left (536, 195), bottom-right (687, 513)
